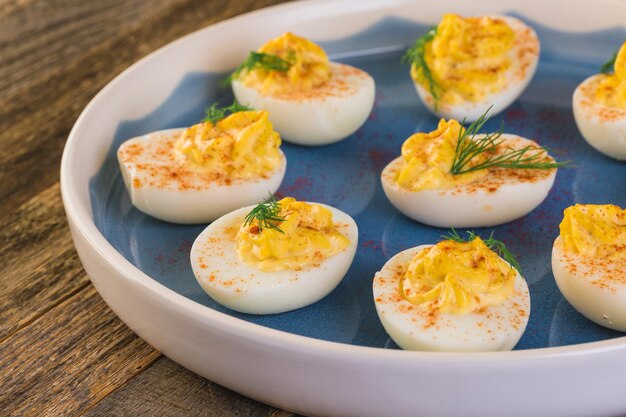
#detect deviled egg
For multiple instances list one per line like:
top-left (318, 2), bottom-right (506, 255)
top-left (230, 32), bottom-right (375, 146)
top-left (573, 41), bottom-right (626, 160)
top-left (381, 111), bottom-right (565, 228)
top-left (404, 14), bottom-right (539, 122)
top-left (190, 196), bottom-right (358, 314)
top-left (117, 104), bottom-right (286, 224)
top-left (552, 204), bottom-right (626, 331)
top-left (373, 233), bottom-right (530, 351)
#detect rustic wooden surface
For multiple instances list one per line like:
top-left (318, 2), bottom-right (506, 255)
top-left (0, 0), bottom-right (301, 415)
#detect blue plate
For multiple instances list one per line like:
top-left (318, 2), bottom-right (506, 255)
top-left (90, 15), bottom-right (626, 350)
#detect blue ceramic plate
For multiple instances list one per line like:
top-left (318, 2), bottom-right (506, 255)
top-left (90, 14), bottom-right (626, 351)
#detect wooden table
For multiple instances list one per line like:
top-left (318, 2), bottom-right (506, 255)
top-left (0, 1), bottom-right (302, 415)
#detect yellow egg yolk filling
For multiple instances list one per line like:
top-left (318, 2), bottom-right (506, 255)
top-left (241, 32), bottom-right (332, 96)
top-left (394, 118), bottom-right (487, 191)
top-left (400, 238), bottom-right (517, 315)
top-left (175, 110), bottom-right (282, 180)
top-left (596, 42), bottom-right (626, 110)
top-left (559, 204), bottom-right (626, 261)
top-left (236, 197), bottom-right (350, 272)
top-left (413, 14), bottom-right (515, 104)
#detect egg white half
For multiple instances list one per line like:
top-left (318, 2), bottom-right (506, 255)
top-left (232, 62), bottom-right (375, 146)
top-left (572, 74), bottom-right (626, 161)
top-left (117, 128), bottom-right (286, 224)
top-left (373, 245), bottom-right (530, 352)
top-left (414, 16), bottom-right (540, 122)
top-left (381, 134), bottom-right (556, 228)
top-left (552, 236), bottom-right (626, 332)
top-left (190, 204), bottom-right (358, 314)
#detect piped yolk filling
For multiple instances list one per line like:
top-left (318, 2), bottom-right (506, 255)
top-left (400, 238), bottom-right (516, 315)
top-left (595, 42), bottom-right (626, 110)
top-left (394, 118), bottom-right (487, 191)
top-left (175, 110), bottom-right (282, 180)
top-left (413, 14), bottom-right (515, 104)
top-left (559, 204), bottom-right (626, 261)
top-left (236, 197), bottom-right (350, 272)
top-left (242, 32), bottom-right (332, 96)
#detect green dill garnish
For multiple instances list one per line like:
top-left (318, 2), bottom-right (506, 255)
top-left (600, 50), bottom-right (618, 74)
top-left (449, 107), bottom-right (570, 175)
top-left (402, 26), bottom-right (442, 104)
top-left (223, 51), bottom-right (293, 85)
top-left (243, 193), bottom-right (286, 234)
top-left (442, 228), bottom-right (521, 272)
top-left (203, 100), bottom-right (253, 125)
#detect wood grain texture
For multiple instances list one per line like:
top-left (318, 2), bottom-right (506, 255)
top-left (0, 0), bottom-right (300, 415)
top-left (82, 357), bottom-right (299, 417)
top-left (0, 0), bottom-right (181, 97)
top-left (0, 285), bottom-right (161, 417)
top-left (0, 183), bottom-right (88, 343)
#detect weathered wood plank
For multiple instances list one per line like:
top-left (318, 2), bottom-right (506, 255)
top-left (81, 357), bottom-right (301, 417)
top-left (0, 285), bottom-right (161, 417)
top-left (0, 0), bottom-right (184, 97)
top-left (0, 0), bottom-right (39, 20)
top-left (0, 183), bottom-right (88, 343)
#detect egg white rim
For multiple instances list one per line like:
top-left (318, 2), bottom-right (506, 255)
top-left (374, 244), bottom-right (531, 352)
top-left (413, 15), bottom-right (540, 116)
top-left (118, 128), bottom-right (288, 190)
top-left (190, 202), bottom-right (358, 314)
top-left (381, 151), bottom-right (558, 195)
top-left (573, 74), bottom-right (626, 121)
top-left (60, 0), bottom-right (626, 366)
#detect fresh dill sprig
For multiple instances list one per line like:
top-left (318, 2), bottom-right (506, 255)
top-left (402, 26), bottom-right (441, 103)
top-left (243, 193), bottom-right (286, 234)
top-left (223, 51), bottom-right (293, 85)
top-left (449, 107), bottom-right (570, 175)
top-left (442, 229), bottom-right (521, 272)
top-left (203, 100), bottom-right (253, 125)
top-left (600, 50), bottom-right (618, 74)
